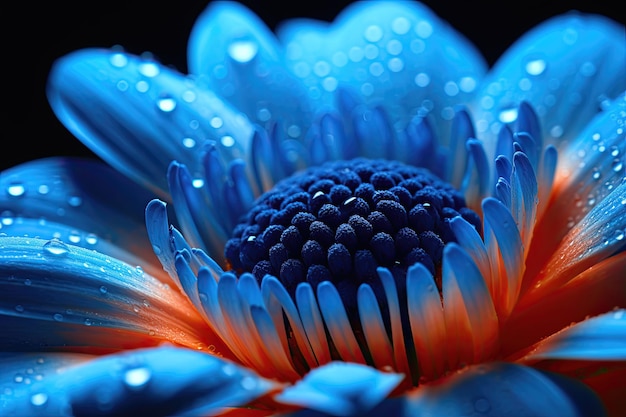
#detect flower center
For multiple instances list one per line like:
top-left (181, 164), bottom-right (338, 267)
top-left (225, 158), bottom-right (481, 323)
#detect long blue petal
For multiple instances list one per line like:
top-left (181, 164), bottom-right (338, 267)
top-left (276, 0), bottom-right (487, 144)
top-left (1, 346), bottom-right (275, 417)
top-left (0, 158), bottom-right (162, 273)
top-left (470, 12), bottom-right (625, 150)
top-left (47, 48), bottom-right (253, 198)
top-left (188, 1), bottom-right (313, 141)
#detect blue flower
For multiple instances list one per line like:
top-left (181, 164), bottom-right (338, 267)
top-left (1, 1), bottom-right (625, 416)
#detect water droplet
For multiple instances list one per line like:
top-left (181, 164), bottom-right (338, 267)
top-left (157, 95), bottom-right (177, 112)
top-left (182, 137), bottom-right (196, 148)
top-left (391, 16), bottom-right (411, 35)
top-left (67, 196), bottom-right (82, 207)
top-left (498, 106), bottom-right (519, 123)
top-left (444, 81), bottom-right (459, 97)
top-left (313, 60), bottom-right (331, 77)
top-left (459, 76), bottom-right (476, 93)
top-left (14, 374), bottom-right (24, 383)
top-left (138, 61), bottom-right (160, 77)
top-left (68, 231), bottom-right (81, 244)
top-left (612, 159), bottom-right (623, 172)
top-left (109, 53), bottom-right (128, 68)
top-left (364, 25), bottom-right (383, 42)
top-left (85, 234), bottom-right (98, 245)
top-left (99, 285), bottom-right (108, 294)
top-left (152, 244), bottom-right (162, 255)
top-left (84, 318), bottom-right (93, 326)
top-left (474, 397), bottom-right (491, 413)
top-left (53, 313), bottom-right (64, 322)
top-left (414, 73), bottom-right (430, 87)
top-left (30, 392), bottom-right (48, 407)
top-left (24, 279), bottom-right (32, 286)
top-left (240, 376), bottom-right (257, 390)
top-left (227, 39), bottom-right (258, 63)
top-left (415, 20), bottom-right (433, 38)
top-left (42, 239), bottom-right (69, 256)
top-left (525, 58), bottom-right (547, 76)
top-left (136, 80), bottom-right (149, 93)
top-left (15, 305), bottom-right (24, 313)
top-left (221, 135), bottom-right (235, 147)
top-left (7, 182), bottom-right (26, 197)
top-left (615, 230), bottom-right (625, 242)
top-left (123, 366), bottom-right (152, 389)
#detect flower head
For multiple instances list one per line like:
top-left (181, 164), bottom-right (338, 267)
top-left (1, 1), bottom-right (625, 416)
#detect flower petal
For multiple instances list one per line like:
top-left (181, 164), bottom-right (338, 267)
top-left (470, 12), bottom-right (625, 150)
top-left (47, 48), bottom-right (253, 198)
top-left (1, 346), bottom-right (276, 417)
top-left (0, 236), bottom-right (219, 354)
top-left (276, 0), bottom-right (487, 141)
top-left (524, 92), bottom-right (625, 286)
top-left (503, 252), bottom-right (626, 357)
top-left (188, 1), bottom-right (313, 141)
top-left (0, 157), bottom-right (166, 278)
top-left (521, 310), bottom-right (626, 362)
top-left (275, 361), bottom-right (403, 417)
top-left (403, 363), bottom-right (606, 417)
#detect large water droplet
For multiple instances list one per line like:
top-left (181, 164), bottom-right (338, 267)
top-left (138, 61), bottom-right (160, 77)
top-left (227, 40), bottom-right (258, 63)
top-left (123, 367), bottom-right (152, 390)
top-left (30, 392), bottom-right (48, 407)
top-left (43, 239), bottom-right (69, 256)
top-left (157, 95), bottom-right (177, 112)
top-left (525, 58), bottom-right (547, 76)
top-left (7, 182), bottom-right (26, 197)
top-left (498, 106), bottom-right (519, 123)
top-left (474, 397), bottom-right (491, 413)
top-left (109, 53), bottom-right (128, 68)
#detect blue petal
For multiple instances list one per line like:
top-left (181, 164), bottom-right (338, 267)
top-left (276, 0), bottom-right (487, 143)
top-left (403, 363), bottom-right (606, 417)
top-left (47, 48), bottom-right (253, 198)
top-left (0, 236), bottom-right (210, 351)
top-left (525, 309), bottom-right (626, 361)
top-left (275, 361), bottom-right (403, 416)
top-left (471, 12), bottom-right (625, 148)
top-left (188, 1), bottom-right (313, 141)
top-left (0, 158), bottom-right (163, 273)
top-left (1, 346), bottom-right (275, 416)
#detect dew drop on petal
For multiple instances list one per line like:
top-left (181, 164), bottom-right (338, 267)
top-left (474, 397), bottom-right (491, 413)
top-left (364, 25), bottom-right (383, 42)
top-left (53, 313), bottom-right (64, 322)
top-left (498, 106), bottom-right (519, 123)
top-left (42, 239), bottom-right (69, 256)
top-left (123, 366), bottom-right (152, 389)
top-left (30, 393), bottom-right (48, 407)
top-left (221, 135), bottom-right (235, 147)
top-left (99, 286), bottom-right (108, 294)
top-left (156, 95), bottom-right (177, 112)
top-left (109, 53), bottom-right (128, 68)
top-left (138, 61), bottom-right (160, 77)
top-left (7, 182), bottom-right (26, 197)
top-left (228, 40), bottom-right (258, 63)
top-left (525, 58), bottom-right (547, 76)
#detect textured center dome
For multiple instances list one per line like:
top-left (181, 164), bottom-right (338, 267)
top-left (225, 158), bottom-right (482, 321)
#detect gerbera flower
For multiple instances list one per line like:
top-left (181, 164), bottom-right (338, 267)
top-left (1, 1), bottom-right (625, 416)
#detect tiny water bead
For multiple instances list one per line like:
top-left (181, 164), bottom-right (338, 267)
top-left (225, 158), bottom-right (481, 321)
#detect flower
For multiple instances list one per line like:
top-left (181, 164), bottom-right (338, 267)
top-left (1, 1), bottom-right (625, 416)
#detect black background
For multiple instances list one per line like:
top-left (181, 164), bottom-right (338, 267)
top-left (4, 0), bottom-right (623, 170)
